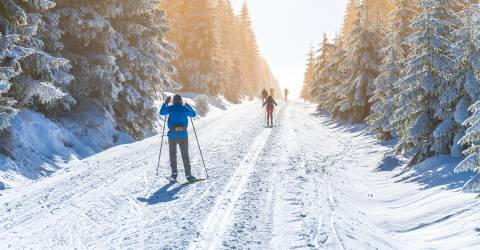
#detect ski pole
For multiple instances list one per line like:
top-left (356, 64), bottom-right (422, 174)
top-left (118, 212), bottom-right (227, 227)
top-left (190, 117), bottom-right (208, 179)
top-left (156, 115), bottom-right (167, 176)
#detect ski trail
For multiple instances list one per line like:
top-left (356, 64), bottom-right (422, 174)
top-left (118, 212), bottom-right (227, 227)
top-left (328, 179), bottom-right (344, 249)
top-left (0, 150), bottom-right (158, 237)
top-left (99, 102), bottom-right (268, 249)
top-left (3, 100), bottom-right (477, 249)
top-left (189, 128), bottom-right (273, 250)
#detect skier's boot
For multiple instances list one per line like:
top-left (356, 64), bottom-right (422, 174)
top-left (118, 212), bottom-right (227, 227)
top-left (186, 175), bottom-right (197, 182)
top-left (169, 172), bottom-right (178, 181)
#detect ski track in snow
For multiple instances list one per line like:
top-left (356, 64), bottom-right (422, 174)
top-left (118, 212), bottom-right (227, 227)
top-left (1, 100), bottom-right (480, 249)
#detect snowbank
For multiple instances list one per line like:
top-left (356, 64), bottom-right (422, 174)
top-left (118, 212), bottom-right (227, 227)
top-left (0, 105), bottom-right (133, 189)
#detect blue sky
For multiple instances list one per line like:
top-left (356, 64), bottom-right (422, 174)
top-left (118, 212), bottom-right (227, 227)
top-left (231, 0), bottom-right (348, 97)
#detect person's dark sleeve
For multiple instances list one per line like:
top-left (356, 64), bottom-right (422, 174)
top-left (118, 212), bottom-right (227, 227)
top-left (274, 100), bottom-right (278, 106)
top-left (160, 103), bottom-right (169, 115)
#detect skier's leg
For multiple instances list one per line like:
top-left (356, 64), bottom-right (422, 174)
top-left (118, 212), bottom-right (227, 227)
top-left (267, 108), bottom-right (273, 126)
top-left (271, 110), bottom-right (274, 125)
top-left (270, 109), bottom-right (274, 126)
top-left (179, 138), bottom-right (192, 177)
top-left (168, 137), bottom-right (178, 174)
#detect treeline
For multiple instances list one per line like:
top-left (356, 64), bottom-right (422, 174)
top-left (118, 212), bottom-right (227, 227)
top-left (0, 0), bottom-right (278, 142)
top-left (0, 0), bottom-right (177, 139)
top-left (302, 0), bottom-right (480, 190)
top-left (162, 0), bottom-right (280, 102)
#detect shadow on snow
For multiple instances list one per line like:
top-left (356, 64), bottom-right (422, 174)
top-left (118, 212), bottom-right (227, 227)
top-left (310, 108), bottom-right (475, 191)
top-left (137, 182), bottom-right (187, 204)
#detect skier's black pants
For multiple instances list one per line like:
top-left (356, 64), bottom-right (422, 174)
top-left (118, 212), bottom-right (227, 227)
top-left (168, 137), bottom-right (191, 176)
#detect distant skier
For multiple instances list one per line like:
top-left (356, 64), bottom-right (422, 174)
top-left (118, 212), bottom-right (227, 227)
top-left (263, 95), bottom-right (277, 127)
top-left (284, 88), bottom-right (289, 102)
top-left (261, 89), bottom-right (268, 103)
top-left (160, 94), bottom-right (197, 182)
top-left (270, 88), bottom-right (275, 97)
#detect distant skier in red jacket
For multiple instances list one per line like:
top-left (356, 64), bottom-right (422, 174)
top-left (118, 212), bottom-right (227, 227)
top-left (263, 95), bottom-right (277, 127)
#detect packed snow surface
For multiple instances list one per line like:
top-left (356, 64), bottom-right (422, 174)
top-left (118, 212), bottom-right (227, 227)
top-left (0, 101), bottom-right (479, 249)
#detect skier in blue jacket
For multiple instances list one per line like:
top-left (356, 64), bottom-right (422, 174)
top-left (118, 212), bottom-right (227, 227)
top-left (160, 94), bottom-right (197, 181)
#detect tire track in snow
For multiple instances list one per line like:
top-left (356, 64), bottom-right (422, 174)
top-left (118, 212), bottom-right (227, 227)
top-left (189, 127), bottom-right (273, 250)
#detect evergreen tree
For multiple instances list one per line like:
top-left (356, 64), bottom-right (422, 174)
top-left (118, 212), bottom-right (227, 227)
top-left (0, 0), bottom-right (73, 130)
top-left (162, 0), bottom-right (219, 94)
top-left (455, 101), bottom-right (480, 191)
top-left (391, 0), bottom-right (458, 165)
top-left (301, 46), bottom-right (315, 101)
top-left (335, 4), bottom-right (380, 122)
top-left (214, 0), bottom-right (243, 102)
top-left (311, 34), bottom-right (334, 102)
top-left (111, 2), bottom-right (177, 137)
top-left (367, 29), bottom-right (402, 139)
top-left (0, 34), bottom-right (21, 130)
top-left (364, 0), bottom-right (395, 26)
top-left (55, 0), bottom-right (176, 138)
top-left (367, 0), bottom-right (416, 139)
top-left (238, 2), bottom-right (260, 96)
top-left (342, 0), bottom-right (358, 40)
top-left (319, 38), bottom-right (347, 115)
top-left (448, 2), bottom-right (480, 156)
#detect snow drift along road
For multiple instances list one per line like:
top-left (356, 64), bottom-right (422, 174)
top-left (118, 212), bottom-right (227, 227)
top-left (0, 100), bottom-right (479, 249)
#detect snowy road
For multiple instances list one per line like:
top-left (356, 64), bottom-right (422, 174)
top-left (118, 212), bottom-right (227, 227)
top-left (1, 101), bottom-right (479, 249)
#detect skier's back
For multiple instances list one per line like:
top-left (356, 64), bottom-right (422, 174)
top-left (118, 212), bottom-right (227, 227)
top-left (261, 89), bottom-right (268, 102)
top-left (160, 94), bottom-right (197, 181)
top-left (263, 95), bottom-right (277, 127)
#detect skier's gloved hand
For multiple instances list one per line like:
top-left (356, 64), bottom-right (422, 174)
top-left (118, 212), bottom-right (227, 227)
top-left (185, 102), bottom-right (191, 108)
top-left (165, 96), bottom-right (172, 104)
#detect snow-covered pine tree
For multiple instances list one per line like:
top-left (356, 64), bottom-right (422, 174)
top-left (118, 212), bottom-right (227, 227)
top-left (367, 29), bottom-right (402, 139)
top-left (238, 2), bottom-right (260, 96)
top-left (214, 0), bottom-right (243, 102)
top-left (367, 0), bottom-right (416, 139)
top-left (185, 0), bottom-right (220, 94)
top-left (335, 4), bottom-right (380, 122)
top-left (444, 2), bottom-right (480, 157)
top-left (162, 0), bottom-right (219, 95)
top-left (55, 0), bottom-right (176, 138)
top-left (0, 0), bottom-right (74, 128)
top-left (0, 34), bottom-right (20, 130)
top-left (110, 1), bottom-right (177, 137)
top-left (391, 0), bottom-right (458, 165)
top-left (55, 1), bottom-right (125, 113)
top-left (364, 0), bottom-right (395, 26)
top-left (455, 101), bottom-right (480, 191)
top-left (301, 46), bottom-right (315, 101)
top-left (342, 0), bottom-right (358, 41)
top-left (321, 37), bottom-right (347, 115)
top-left (430, 0), bottom-right (462, 156)
top-left (311, 34), bottom-right (334, 103)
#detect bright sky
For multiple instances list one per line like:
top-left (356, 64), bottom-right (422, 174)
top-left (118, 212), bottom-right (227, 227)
top-left (231, 0), bottom-right (348, 98)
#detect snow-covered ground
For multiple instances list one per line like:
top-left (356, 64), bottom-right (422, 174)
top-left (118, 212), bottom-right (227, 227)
top-left (0, 100), bottom-right (479, 249)
top-left (0, 93), bottom-right (229, 190)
